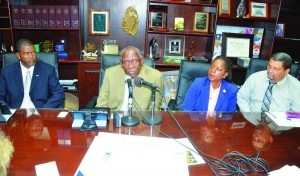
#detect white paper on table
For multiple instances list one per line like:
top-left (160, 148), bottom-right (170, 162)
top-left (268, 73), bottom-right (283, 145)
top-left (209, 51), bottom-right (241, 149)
top-left (269, 165), bottom-right (300, 176)
top-left (35, 161), bottom-right (59, 176)
top-left (266, 112), bottom-right (300, 127)
top-left (177, 138), bottom-right (205, 165)
top-left (57, 111), bottom-right (69, 118)
top-left (74, 132), bottom-right (189, 176)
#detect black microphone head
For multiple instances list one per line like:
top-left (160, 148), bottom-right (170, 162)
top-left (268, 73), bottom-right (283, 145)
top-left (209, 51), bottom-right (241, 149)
top-left (126, 78), bottom-right (132, 85)
top-left (134, 77), bottom-right (143, 86)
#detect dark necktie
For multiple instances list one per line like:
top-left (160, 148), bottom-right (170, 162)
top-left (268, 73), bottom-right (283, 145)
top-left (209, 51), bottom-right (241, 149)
top-left (261, 81), bottom-right (277, 112)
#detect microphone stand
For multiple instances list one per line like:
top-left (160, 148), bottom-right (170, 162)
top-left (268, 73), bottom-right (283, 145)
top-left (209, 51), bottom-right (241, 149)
top-left (121, 81), bottom-right (140, 126)
top-left (142, 88), bottom-right (162, 125)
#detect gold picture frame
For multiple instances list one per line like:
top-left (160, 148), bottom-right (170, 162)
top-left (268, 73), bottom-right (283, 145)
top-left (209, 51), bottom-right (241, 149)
top-left (218, 0), bottom-right (230, 16)
top-left (89, 9), bottom-right (110, 36)
top-left (193, 12), bottom-right (209, 33)
top-left (249, 1), bottom-right (269, 19)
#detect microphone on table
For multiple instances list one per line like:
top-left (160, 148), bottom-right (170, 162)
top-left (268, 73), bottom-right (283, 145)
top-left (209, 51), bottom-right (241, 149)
top-left (121, 78), bottom-right (140, 127)
top-left (133, 77), bottom-right (162, 125)
top-left (127, 78), bottom-right (134, 94)
top-left (134, 77), bottom-right (159, 90)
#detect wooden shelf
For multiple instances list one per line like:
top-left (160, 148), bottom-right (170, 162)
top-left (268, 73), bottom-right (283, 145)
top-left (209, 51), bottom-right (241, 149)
top-left (148, 30), bottom-right (214, 36)
top-left (150, 1), bottom-right (217, 7)
top-left (12, 28), bottom-right (80, 31)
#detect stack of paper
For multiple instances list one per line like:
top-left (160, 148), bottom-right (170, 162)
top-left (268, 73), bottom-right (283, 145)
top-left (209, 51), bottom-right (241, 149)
top-left (266, 112), bottom-right (300, 127)
top-left (74, 133), bottom-right (204, 176)
top-left (269, 165), bottom-right (300, 176)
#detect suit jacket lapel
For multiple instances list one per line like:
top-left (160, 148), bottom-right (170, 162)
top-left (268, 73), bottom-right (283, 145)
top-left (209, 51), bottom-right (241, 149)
top-left (202, 79), bottom-right (210, 111)
top-left (215, 80), bottom-right (226, 111)
top-left (13, 64), bottom-right (24, 93)
top-left (115, 67), bottom-right (126, 109)
top-left (30, 62), bottom-right (41, 92)
top-left (132, 66), bottom-right (151, 110)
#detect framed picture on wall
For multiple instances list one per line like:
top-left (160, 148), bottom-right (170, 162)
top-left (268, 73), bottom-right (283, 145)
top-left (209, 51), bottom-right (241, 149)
top-left (150, 11), bottom-right (164, 28)
top-left (218, 0), bottom-right (230, 16)
top-left (199, 0), bottom-right (212, 4)
top-left (164, 35), bottom-right (185, 64)
top-left (275, 23), bottom-right (285, 38)
top-left (89, 9), bottom-right (110, 36)
top-left (149, 5), bottom-right (168, 31)
top-left (221, 33), bottom-right (254, 58)
top-left (193, 12), bottom-right (209, 33)
top-left (249, 1), bottom-right (269, 19)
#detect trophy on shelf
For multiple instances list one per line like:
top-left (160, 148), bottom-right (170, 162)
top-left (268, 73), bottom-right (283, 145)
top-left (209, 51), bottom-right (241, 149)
top-left (82, 42), bottom-right (98, 61)
top-left (41, 39), bottom-right (54, 52)
top-left (236, 0), bottom-right (247, 18)
top-left (149, 37), bottom-right (159, 60)
top-left (55, 38), bottom-right (68, 59)
top-left (0, 43), bottom-right (7, 55)
top-left (185, 41), bottom-right (195, 61)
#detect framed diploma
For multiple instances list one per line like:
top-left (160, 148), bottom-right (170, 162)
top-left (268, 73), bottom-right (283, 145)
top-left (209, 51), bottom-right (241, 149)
top-left (218, 0), bottom-right (230, 16)
top-left (193, 12), bottom-right (209, 33)
top-left (221, 33), bottom-right (254, 58)
top-left (89, 9), bottom-right (110, 36)
top-left (249, 1), bottom-right (269, 19)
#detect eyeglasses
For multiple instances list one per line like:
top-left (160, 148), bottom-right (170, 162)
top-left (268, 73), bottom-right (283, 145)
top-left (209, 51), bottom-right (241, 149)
top-left (21, 51), bottom-right (36, 57)
top-left (122, 59), bottom-right (140, 66)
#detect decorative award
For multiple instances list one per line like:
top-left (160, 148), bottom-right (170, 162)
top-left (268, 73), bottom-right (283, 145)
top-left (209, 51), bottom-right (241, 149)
top-left (236, 0), bottom-right (247, 18)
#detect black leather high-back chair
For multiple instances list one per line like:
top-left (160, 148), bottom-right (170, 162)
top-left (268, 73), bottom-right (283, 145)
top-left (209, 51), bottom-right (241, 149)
top-left (169, 60), bottom-right (211, 111)
top-left (2, 52), bottom-right (59, 77)
top-left (85, 54), bottom-right (155, 108)
top-left (245, 59), bottom-right (300, 80)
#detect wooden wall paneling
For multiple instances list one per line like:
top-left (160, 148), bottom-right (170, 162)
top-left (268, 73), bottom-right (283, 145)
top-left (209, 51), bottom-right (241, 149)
top-left (82, 0), bottom-right (148, 55)
top-left (272, 0), bottom-right (300, 62)
top-left (58, 61), bottom-right (78, 80)
top-left (146, 2), bottom-right (217, 63)
top-left (77, 62), bottom-right (100, 108)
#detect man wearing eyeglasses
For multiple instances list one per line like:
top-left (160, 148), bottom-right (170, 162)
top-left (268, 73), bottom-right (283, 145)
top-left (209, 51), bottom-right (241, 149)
top-left (0, 38), bottom-right (65, 108)
top-left (96, 46), bottom-right (164, 111)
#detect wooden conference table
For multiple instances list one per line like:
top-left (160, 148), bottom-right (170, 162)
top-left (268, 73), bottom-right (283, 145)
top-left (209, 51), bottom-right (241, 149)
top-left (1, 109), bottom-right (300, 176)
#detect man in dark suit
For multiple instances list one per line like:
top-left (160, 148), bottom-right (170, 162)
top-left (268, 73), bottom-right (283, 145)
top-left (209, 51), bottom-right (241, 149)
top-left (0, 38), bottom-right (65, 108)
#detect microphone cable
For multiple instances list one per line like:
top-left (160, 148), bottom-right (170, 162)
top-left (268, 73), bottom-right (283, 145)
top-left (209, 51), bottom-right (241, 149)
top-left (140, 89), bottom-right (270, 175)
top-left (129, 84), bottom-right (270, 175)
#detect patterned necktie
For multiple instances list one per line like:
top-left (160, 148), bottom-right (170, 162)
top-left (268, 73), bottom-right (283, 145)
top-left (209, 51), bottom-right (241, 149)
top-left (261, 81), bottom-right (277, 112)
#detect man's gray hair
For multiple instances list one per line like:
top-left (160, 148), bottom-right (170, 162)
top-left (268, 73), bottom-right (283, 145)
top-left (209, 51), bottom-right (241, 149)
top-left (120, 46), bottom-right (143, 59)
top-left (271, 52), bottom-right (292, 70)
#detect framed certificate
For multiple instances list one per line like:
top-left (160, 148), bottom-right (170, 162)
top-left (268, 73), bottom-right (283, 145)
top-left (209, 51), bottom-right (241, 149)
top-left (218, 0), bottom-right (230, 16)
top-left (89, 9), bottom-right (110, 36)
top-left (193, 12), bottom-right (209, 33)
top-left (221, 33), bottom-right (254, 58)
top-left (249, 1), bottom-right (269, 19)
